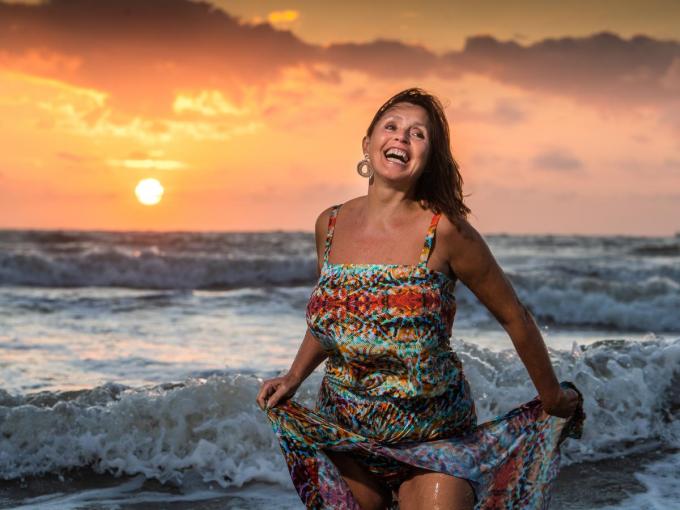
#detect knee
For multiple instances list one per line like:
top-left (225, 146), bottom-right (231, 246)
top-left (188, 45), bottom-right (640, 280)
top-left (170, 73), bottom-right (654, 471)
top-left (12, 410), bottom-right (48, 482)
top-left (398, 470), bottom-right (475, 510)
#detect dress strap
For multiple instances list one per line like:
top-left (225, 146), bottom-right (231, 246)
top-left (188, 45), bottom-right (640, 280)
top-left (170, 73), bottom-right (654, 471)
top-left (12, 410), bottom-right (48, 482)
top-left (322, 204), bottom-right (342, 264)
top-left (418, 212), bottom-right (442, 267)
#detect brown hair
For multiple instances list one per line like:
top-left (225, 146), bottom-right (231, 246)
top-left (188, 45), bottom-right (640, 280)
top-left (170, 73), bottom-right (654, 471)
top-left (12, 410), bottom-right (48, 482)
top-left (366, 87), bottom-right (471, 220)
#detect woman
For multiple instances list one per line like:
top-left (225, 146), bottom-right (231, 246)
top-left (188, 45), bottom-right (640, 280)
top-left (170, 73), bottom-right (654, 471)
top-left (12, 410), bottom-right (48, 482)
top-left (257, 88), bottom-right (584, 510)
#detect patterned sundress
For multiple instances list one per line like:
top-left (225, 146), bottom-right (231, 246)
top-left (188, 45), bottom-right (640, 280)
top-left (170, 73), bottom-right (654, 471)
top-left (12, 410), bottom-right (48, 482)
top-left (265, 203), bottom-right (585, 509)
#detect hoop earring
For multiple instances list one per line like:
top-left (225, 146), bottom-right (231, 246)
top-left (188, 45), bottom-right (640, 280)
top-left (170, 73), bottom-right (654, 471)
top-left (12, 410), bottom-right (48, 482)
top-left (356, 154), bottom-right (373, 178)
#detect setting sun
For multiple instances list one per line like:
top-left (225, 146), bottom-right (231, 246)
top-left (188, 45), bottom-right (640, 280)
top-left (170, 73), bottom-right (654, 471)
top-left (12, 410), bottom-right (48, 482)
top-left (135, 178), bottom-right (164, 206)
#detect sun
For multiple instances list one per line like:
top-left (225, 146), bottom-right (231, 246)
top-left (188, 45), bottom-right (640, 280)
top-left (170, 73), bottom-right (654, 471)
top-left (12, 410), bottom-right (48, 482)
top-left (135, 178), bottom-right (164, 206)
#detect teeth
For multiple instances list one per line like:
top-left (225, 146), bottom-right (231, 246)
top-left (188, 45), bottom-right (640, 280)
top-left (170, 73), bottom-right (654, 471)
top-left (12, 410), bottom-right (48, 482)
top-left (385, 148), bottom-right (409, 163)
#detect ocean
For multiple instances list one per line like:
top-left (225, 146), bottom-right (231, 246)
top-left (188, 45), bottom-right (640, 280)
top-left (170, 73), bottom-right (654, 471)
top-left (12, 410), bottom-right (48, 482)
top-left (0, 228), bottom-right (678, 509)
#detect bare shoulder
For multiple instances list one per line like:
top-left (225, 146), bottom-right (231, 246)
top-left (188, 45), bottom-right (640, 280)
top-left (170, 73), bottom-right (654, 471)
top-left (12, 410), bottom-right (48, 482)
top-left (436, 213), bottom-right (496, 281)
top-left (314, 196), bottom-right (364, 240)
top-left (314, 205), bottom-right (336, 259)
top-left (436, 213), bottom-right (488, 255)
top-left (313, 198), bottom-right (363, 269)
top-left (436, 213), bottom-right (481, 245)
top-left (314, 205), bottom-right (335, 239)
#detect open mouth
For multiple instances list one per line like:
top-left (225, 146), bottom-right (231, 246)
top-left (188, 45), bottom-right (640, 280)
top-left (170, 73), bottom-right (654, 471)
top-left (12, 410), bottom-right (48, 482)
top-left (384, 147), bottom-right (410, 164)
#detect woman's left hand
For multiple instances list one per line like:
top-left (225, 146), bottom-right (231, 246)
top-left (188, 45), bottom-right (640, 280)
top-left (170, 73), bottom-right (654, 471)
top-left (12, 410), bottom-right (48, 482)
top-left (542, 387), bottom-right (580, 418)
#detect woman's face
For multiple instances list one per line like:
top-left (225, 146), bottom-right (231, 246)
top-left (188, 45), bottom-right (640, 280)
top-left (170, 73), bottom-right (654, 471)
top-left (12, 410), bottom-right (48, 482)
top-left (363, 102), bottom-right (431, 185)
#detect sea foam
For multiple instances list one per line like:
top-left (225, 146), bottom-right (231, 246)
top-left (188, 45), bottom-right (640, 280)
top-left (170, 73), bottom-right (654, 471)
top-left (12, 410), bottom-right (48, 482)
top-left (1, 337), bottom-right (678, 486)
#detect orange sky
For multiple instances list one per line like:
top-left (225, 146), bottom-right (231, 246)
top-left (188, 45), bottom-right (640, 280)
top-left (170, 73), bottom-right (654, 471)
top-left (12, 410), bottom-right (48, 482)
top-left (1, 0), bottom-right (679, 235)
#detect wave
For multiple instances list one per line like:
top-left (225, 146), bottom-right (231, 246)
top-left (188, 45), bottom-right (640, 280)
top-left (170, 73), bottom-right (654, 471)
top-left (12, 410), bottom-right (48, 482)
top-left (0, 230), bottom-right (317, 289)
top-left (629, 242), bottom-right (680, 256)
top-left (1, 337), bottom-right (678, 486)
top-left (454, 270), bottom-right (680, 332)
top-left (2, 262), bottom-right (680, 333)
top-left (2, 230), bottom-right (680, 332)
top-left (0, 250), bottom-right (317, 289)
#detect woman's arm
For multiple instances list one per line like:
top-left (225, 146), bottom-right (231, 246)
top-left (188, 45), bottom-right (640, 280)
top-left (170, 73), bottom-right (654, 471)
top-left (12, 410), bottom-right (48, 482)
top-left (256, 328), bottom-right (328, 409)
top-left (256, 207), bottom-right (334, 410)
top-left (439, 216), bottom-right (578, 417)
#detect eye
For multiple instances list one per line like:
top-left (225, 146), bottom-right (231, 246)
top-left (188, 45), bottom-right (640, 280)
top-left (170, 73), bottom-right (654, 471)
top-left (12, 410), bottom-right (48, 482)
top-left (412, 129), bottom-right (425, 139)
top-left (385, 123), bottom-right (396, 130)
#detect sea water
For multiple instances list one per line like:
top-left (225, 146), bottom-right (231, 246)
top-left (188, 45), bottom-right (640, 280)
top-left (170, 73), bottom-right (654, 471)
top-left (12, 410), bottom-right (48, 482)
top-left (0, 229), bottom-right (679, 509)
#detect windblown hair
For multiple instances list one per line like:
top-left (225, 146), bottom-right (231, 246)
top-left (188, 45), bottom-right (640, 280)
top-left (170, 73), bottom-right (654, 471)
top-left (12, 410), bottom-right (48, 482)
top-left (366, 87), bottom-right (471, 220)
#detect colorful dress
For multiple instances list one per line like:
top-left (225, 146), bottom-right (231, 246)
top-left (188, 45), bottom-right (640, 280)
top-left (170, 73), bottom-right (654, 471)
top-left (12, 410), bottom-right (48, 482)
top-left (265, 203), bottom-right (585, 509)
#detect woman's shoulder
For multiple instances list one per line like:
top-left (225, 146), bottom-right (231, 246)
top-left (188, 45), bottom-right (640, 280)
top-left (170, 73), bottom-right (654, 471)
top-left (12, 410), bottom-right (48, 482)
top-left (313, 196), bottom-right (364, 235)
top-left (435, 212), bottom-right (490, 260)
top-left (312, 197), bottom-right (364, 266)
top-left (314, 205), bottom-right (335, 233)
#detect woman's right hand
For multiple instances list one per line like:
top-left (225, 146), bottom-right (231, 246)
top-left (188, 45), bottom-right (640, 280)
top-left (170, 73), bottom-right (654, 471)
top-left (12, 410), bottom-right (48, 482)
top-left (256, 372), bottom-right (302, 410)
top-left (542, 387), bottom-right (580, 419)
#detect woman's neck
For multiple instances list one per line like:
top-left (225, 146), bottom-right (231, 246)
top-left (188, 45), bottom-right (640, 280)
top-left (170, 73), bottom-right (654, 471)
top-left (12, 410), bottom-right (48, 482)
top-left (362, 180), bottom-right (423, 226)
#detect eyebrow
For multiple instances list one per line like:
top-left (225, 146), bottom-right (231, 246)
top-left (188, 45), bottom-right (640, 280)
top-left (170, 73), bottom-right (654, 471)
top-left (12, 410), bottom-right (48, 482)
top-left (382, 115), bottom-right (428, 129)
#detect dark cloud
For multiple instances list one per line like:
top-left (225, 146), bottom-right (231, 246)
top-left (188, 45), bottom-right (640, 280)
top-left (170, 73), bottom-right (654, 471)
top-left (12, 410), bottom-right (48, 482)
top-left (1, 0), bottom-right (679, 114)
top-left (446, 32), bottom-right (680, 106)
top-left (324, 39), bottom-right (437, 77)
top-left (531, 148), bottom-right (584, 172)
top-left (0, 0), bottom-right (317, 113)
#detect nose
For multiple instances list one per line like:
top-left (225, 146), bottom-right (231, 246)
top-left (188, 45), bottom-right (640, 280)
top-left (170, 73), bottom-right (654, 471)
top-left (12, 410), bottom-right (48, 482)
top-left (393, 128), bottom-right (409, 144)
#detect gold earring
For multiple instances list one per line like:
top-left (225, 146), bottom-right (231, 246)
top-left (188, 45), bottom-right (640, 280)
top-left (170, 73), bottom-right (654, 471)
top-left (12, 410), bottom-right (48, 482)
top-left (356, 154), bottom-right (373, 178)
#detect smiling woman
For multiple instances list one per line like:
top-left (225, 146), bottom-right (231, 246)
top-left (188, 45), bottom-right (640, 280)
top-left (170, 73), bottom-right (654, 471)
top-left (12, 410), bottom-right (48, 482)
top-left (135, 178), bottom-right (164, 206)
top-left (257, 88), bottom-right (585, 510)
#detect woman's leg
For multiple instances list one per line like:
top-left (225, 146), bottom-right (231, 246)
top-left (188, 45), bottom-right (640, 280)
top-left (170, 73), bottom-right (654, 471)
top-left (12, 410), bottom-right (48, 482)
top-left (398, 467), bottom-right (475, 510)
top-left (323, 450), bottom-right (392, 510)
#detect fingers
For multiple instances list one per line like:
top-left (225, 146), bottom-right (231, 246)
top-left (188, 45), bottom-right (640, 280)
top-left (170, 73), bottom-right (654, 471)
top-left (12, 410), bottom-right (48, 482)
top-left (265, 382), bottom-right (292, 409)
top-left (256, 377), bottom-right (295, 410)
top-left (542, 388), bottom-right (580, 419)
top-left (570, 388), bottom-right (580, 402)
top-left (568, 388), bottom-right (580, 414)
top-left (256, 379), bottom-right (278, 410)
top-left (555, 389), bottom-right (579, 418)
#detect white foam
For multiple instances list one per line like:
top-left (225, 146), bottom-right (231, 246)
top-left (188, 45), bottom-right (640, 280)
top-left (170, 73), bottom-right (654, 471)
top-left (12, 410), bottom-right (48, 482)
top-left (1, 337), bottom-right (678, 484)
top-left (454, 336), bottom-right (680, 464)
top-left (0, 375), bottom-right (294, 488)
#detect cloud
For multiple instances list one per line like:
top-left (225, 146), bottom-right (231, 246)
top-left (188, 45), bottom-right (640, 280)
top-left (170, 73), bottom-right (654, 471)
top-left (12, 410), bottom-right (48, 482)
top-left (491, 98), bottom-right (528, 124)
top-left (0, 0), bottom-right (678, 115)
top-left (660, 57), bottom-right (680, 91)
top-left (449, 98), bottom-right (528, 125)
top-left (0, 0), bottom-right (46, 4)
top-left (470, 152), bottom-right (521, 171)
top-left (446, 32), bottom-right (680, 107)
top-left (531, 148), bottom-right (584, 172)
top-left (324, 39), bottom-right (438, 78)
top-left (618, 156), bottom-right (680, 176)
top-left (267, 10), bottom-right (299, 25)
top-left (660, 101), bottom-right (680, 133)
top-left (107, 158), bottom-right (188, 170)
top-left (0, 0), bottom-right (317, 114)
top-left (173, 90), bottom-right (249, 117)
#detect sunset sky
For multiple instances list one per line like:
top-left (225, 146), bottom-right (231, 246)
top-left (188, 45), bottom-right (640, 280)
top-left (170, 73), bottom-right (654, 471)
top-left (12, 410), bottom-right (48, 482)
top-left (1, 0), bottom-right (679, 235)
